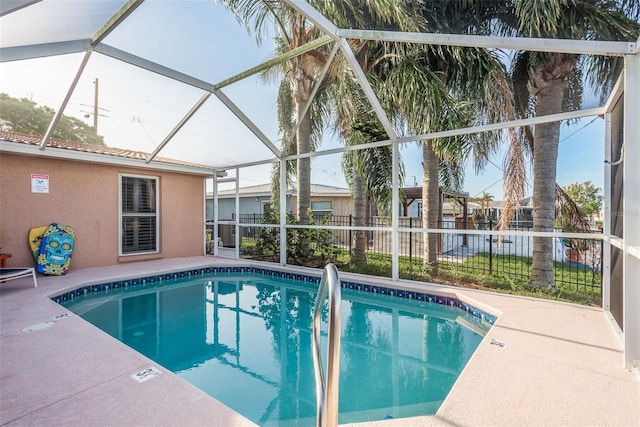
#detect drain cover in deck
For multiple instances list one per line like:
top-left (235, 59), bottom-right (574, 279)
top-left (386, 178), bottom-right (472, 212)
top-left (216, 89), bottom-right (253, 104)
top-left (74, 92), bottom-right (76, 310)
top-left (22, 321), bottom-right (55, 332)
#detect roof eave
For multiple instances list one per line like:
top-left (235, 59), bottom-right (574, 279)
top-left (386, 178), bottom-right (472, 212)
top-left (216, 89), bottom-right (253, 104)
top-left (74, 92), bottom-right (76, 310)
top-left (0, 141), bottom-right (215, 177)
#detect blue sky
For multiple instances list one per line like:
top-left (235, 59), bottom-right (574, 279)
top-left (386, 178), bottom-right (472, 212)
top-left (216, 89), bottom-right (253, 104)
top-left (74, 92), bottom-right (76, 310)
top-left (0, 0), bottom-right (606, 200)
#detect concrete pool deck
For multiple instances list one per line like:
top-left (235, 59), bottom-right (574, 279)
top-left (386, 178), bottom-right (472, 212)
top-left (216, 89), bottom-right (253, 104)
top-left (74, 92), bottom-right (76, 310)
top-left (1, 256), bottom-right (638, 426)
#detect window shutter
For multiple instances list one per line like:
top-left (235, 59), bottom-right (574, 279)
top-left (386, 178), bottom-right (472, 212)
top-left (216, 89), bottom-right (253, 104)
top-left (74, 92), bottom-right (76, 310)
top-left (121, 176), bottom-right (158, 254)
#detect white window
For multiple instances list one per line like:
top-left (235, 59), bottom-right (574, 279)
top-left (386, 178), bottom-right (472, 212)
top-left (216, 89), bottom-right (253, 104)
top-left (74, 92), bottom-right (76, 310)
top-left (120, 174), bottom-right (159, 255)
top-left (311, 201), bottom-right (332, 219)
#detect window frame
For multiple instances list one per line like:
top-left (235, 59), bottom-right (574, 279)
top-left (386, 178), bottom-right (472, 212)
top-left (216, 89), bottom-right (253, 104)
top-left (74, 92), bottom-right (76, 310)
top-left (311, 200), bottom-right (333, 220)
top-left (119, 173), bottom-right (160, 256)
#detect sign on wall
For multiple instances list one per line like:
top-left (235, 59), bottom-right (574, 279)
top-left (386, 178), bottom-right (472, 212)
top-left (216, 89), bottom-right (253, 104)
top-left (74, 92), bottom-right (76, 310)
top-left (31, 174), bottom-right (49, 193)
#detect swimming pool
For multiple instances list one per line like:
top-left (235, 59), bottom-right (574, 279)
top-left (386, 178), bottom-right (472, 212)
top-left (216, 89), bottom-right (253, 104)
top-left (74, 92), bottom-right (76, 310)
top-left (55, 266), bottom-right (493, 425)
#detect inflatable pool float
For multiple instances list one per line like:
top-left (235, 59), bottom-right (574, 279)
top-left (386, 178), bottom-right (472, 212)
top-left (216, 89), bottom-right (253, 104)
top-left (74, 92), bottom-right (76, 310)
top-left (35, 223), bottom-right (75, 276)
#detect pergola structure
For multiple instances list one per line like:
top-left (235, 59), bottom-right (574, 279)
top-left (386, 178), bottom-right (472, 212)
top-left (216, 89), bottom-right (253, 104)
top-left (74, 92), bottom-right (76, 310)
top-left (1, 0), bottom-right (638, 370)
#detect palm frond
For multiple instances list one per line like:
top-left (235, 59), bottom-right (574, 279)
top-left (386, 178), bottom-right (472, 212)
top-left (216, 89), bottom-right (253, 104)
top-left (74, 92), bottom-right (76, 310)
top-left (218, 0), bottom-right (292, 45)
top-left (555, 184), bottom-right (592, 232)
top-left (314, 0), bottom-right (424, 32)
top-left (498, 125), bottom-right (528, 231)
top-left (514, 0), bottom-right (563, 38)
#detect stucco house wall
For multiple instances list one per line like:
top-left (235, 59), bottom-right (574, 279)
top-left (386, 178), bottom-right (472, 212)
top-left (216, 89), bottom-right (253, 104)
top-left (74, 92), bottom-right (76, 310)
top-left (0, 151), bottom-right (206, 270)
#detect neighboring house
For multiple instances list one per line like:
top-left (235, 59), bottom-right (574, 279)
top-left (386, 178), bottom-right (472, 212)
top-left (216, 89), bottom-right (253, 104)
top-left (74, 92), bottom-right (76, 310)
top-left (401, 186), bottom-right (533, 225)
top-left (206, 182), bottom-right (353, 221)
top-left (0, 131), bottom-right (215, 270)
top-left (484, 197), bottom-right (534, 225)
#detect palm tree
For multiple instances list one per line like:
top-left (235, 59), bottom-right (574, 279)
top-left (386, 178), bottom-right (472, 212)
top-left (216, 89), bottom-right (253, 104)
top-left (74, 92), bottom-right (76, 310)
top-left (504, 0), bottom-right (639, 288)
top-left (221, 1), bottom-right (336, 227)
top-left (370, 1), bottom-right (520, 276)
top-left (330, 50), bottom-right (406, 264)
top-left (338, 111), bottom-right (403, 263)
top-left (222, 1), bottom-right (420, 263)
top-left (292, 0), bottom-right (519, 278)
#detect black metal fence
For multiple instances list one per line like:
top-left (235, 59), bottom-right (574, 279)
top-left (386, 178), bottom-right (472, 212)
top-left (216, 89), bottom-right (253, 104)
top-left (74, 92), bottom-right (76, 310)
top-left (397, 220), bottom-right (602, 296)
top-left (207, 215), bottom-right (602, 296)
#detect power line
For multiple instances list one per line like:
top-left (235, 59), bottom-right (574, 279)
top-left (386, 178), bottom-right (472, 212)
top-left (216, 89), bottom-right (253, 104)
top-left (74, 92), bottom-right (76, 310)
top-left (472, 117), bottom-right (599, 197)
top-left (138, 119), bottom-right (158, 148)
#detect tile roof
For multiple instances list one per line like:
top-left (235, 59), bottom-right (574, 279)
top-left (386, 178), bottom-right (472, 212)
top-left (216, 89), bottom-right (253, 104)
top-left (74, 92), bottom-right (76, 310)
top-left (0, 130), bottom-right (213, 169)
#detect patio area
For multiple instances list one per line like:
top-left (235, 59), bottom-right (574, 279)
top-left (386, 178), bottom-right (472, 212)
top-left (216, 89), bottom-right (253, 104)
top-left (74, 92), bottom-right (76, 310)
top-left (1, 256), bottom-right (638, 426)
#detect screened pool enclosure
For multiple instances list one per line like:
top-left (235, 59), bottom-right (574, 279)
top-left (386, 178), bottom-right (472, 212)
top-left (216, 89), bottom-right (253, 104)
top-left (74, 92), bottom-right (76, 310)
top-left (1, 0), bottom-right (639, 370)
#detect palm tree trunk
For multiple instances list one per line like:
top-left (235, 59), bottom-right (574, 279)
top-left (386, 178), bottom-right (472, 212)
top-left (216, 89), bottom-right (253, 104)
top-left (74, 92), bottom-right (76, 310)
top-left (291, 63), bottom-right (313, 260)
top-left (351, 157), bottom-right (367, 262)
top-left (530, 79), bottom-right (565, 289)
top-left (295, 100), bottom-right (311, 226)
top-left (423, 140), bottom-right (439, 276)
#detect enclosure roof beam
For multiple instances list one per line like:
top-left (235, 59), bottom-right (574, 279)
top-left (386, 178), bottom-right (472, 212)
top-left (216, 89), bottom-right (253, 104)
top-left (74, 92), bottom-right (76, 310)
top-left (257, 105), bottom-right (605, 165)
top-left (97, 36), bottom-right (333, 161)
top-left (215, 34), bottom-right (333, 89)
top-left (0, 0), bottom-right (41, 17)
top-left (399, 107), bottom-right (605, 144)
top-left (278, 42), bottom-right (341, 159)
top-left (284, 107), bottom-right (605, 162)
top-left (95, 43), bottom-right (215, 91)
top-left (2, 33), bottom-right (331, 159)
top-left (213, 157), bottom-right (277, 173)
top-left (39, 50), bottom-right (93, 150)
top-left (284, 0), bottom-right (397, 140)
top-left (0, 39), bottom-right (90, 63)
top-left (283, 0), bottom-right (339, 36)
top-left (145, 92), bottom-right (212, 163)
top-left (338, 38), bottom-right (397, 140)
top-left (337, 29), bottom-right (636, 57)
top-left (91, 0), bottom-right (145, 46)
top-left (212, 89), bottom-right (281, 158)
top-left (604, 73), bottom-right (625, 113)
top-left (1, 2), bottom-right (144, 61)
top-left (144, 87), bottom-right (281, 163)
top-left (146, 90), bottom-right (281, 163)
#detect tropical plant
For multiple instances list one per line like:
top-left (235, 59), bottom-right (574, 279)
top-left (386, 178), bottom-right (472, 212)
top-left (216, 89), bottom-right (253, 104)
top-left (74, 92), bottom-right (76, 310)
top-left (472, 209), bottom-right (486, 222)
top-left (564, 181), bottom-right (603, 221)
top-left (253, 204), bottom-right (338, 264)
top-left (503, 0), bottom-right (639, 289)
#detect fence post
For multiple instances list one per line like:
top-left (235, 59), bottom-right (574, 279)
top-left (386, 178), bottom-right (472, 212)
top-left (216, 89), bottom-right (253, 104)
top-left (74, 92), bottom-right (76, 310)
top-left (409, 217), bottom-right (413, 263)
top-left (349, 215), bottom-right (352, 254)
top-left (489, 219), bottom-right (493, 275)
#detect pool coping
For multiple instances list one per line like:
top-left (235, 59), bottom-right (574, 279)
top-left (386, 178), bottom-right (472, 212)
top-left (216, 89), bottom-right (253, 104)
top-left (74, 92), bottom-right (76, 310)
top-left (1, 256), bottom-right (638, 426)
top-left (50, 265), bottom-right (498, 329)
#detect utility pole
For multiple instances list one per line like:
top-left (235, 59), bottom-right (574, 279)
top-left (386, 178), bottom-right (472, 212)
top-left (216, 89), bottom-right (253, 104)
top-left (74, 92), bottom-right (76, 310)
top-left (81, 78), bottom-right (108, 134)
top-left (93, 78), bottom-right (99, 131)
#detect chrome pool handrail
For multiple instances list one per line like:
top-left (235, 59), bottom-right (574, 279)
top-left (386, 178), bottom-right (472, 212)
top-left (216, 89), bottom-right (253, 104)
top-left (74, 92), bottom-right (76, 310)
top-left (312, 263), bottom-right (342, 427)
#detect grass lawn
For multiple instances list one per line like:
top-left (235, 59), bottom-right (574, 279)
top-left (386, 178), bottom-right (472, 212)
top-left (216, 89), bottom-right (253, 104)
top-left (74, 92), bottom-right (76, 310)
top-left (240, 240), bottom-right (602, 306)
top-left (338, 251), bottom-right (601, 305)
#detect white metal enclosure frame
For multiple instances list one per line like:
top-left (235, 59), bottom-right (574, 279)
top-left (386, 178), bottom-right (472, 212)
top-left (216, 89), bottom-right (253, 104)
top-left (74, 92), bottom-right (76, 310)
top-left (621, 46), bottom-right (640, 370)
top-left (1, 0), bottom-right (638, 369)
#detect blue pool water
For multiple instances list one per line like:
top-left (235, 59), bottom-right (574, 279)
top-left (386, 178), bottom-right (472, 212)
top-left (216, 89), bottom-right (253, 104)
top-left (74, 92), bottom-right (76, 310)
top-left (58, 270), bottom-right (490, 425)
